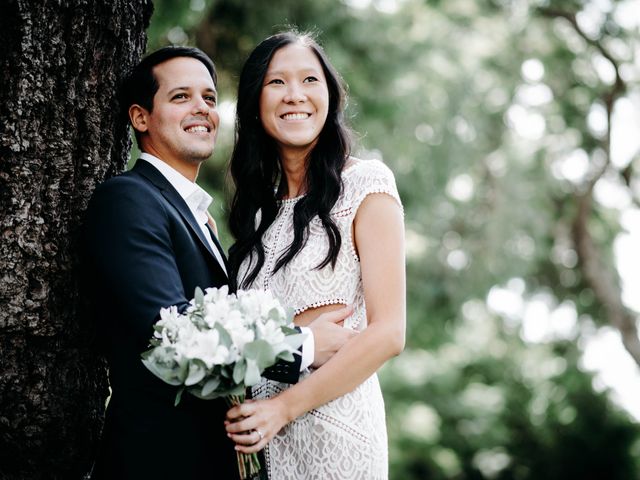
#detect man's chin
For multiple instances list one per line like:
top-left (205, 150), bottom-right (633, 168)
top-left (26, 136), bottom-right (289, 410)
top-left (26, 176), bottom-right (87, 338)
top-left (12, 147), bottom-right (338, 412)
top-left (185, 149), bottom-right (214, 164)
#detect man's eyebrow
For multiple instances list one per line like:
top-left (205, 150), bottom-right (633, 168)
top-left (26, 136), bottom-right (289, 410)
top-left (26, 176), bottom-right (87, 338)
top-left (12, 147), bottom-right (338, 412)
top-left (167, 86), bottom-right (189, 96)
top-left (166, 86), bottom-right (217, 96)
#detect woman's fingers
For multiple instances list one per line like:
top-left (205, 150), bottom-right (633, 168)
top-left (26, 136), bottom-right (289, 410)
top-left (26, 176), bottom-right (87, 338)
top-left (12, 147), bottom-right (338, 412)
top-left (228, 428), bottom-right (263, 446)
top-left (225, 416), bottom-right (257, 434)
top-left (225, 397), bottom-right (286, 453)
top-left (226, 399), bottom-right (256, 421)
top-left (235, 438), bottom-right (268, 454)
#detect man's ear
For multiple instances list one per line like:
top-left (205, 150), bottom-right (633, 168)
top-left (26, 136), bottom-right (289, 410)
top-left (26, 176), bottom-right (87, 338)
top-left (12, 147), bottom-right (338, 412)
top-left (129, 104), bottom-right (149, 133)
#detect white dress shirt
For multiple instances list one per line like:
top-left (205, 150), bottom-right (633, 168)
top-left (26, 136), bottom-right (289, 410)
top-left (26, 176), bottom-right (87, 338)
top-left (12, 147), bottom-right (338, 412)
top-left (139, 153), bottom-right (314, 370)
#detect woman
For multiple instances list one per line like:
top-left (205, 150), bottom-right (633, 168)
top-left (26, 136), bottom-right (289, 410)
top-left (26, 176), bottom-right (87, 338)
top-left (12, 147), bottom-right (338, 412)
top-left (226, 31), bottom-right (406, 479)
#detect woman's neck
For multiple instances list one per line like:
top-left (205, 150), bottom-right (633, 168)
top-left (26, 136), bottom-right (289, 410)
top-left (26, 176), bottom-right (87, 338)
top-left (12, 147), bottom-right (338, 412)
top-left (279, 149), bottom-right (309, 198)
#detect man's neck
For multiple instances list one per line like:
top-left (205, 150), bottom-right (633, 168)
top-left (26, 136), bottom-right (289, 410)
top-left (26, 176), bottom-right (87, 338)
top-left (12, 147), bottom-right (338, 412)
top-left (141, 150), bottom-right (199, 182)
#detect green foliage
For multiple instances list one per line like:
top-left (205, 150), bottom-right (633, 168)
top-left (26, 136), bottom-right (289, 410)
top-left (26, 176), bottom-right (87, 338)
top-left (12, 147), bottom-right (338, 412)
top-left (145, 0), bottom-right (640, 478)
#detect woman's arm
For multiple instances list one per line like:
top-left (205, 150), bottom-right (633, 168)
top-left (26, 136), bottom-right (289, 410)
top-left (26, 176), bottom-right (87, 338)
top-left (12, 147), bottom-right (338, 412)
top-left (225, 192), bottom-right (406, 453)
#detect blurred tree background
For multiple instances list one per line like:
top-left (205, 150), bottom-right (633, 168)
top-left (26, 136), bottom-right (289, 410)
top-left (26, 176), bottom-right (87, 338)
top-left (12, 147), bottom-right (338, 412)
top-left (145, 0), bottom-right (640, 478)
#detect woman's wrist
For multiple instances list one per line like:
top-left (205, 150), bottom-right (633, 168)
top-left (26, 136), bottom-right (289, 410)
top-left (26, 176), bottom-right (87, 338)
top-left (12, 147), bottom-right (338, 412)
top-left (276, 390), bottom-right (299, 424)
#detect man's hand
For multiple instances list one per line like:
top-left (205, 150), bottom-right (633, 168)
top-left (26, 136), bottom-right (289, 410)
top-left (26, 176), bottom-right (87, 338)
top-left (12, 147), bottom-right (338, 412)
top-left (308, 306), bottom-right (357, 368)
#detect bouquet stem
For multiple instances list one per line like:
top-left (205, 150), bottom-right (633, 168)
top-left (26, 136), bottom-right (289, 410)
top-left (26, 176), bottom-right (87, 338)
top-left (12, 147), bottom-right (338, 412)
top-left (227, 394), bottom-right (262, 480)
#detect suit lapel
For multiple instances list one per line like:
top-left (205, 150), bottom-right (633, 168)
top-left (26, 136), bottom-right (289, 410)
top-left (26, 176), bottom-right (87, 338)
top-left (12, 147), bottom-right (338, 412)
top-left (132, 160), bottom-right (228, 281)
top-left (205, 223), bottom-right (230, 272)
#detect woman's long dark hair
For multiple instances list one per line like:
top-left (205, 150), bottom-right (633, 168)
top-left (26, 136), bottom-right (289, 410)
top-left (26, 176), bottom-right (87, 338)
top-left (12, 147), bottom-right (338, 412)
top-left (228, 31), bottom-right (352, 289)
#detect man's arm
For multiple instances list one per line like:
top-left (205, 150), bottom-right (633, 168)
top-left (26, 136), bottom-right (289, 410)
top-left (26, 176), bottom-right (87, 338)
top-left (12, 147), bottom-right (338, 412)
top-left (84, 178), bottom-right (189, 346)
top-left (262, 307), bottom-right (356, 384)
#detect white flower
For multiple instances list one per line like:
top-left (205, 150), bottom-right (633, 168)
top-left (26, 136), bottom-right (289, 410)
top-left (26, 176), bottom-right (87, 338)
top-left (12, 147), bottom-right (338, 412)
top-left (236, 289), bottom-right (287, 323)
top-left (176, 330), bottom-right (230, 368)
top-left (210, 305), bottom-right (244, 329)
top-left (256, 319), bottom-right (286, 345)
top-left (226, 322), bottom-right (256, 351)
top-left (203, 300), bottom-right (232, 328)
top-left (203, 285), bottom-right (232, 303)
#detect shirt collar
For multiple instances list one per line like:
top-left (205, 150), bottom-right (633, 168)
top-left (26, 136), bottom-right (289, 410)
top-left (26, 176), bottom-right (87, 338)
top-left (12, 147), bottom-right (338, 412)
top-left (139, 153), bottom-right (213, 216)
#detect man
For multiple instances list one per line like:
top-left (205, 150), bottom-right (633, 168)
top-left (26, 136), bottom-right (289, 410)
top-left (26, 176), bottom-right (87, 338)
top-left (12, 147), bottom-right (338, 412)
top-left (83, 46), bottom-right (354, 479)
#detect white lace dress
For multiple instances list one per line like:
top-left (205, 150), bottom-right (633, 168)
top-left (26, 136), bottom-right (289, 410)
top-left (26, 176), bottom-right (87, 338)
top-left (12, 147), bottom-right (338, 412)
top-left (237, 159), bottom-right (403, 480)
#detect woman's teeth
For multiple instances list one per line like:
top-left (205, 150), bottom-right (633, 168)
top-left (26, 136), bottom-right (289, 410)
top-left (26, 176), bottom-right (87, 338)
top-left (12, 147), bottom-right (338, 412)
top-left (282, 113), bottom-right (309, 120)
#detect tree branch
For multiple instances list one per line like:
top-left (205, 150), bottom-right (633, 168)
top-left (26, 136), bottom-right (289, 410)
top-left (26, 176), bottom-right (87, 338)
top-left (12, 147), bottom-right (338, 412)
top-left (541, 6), bottom-right (640, 367)
top-left (572, 192), bottom-right (640, 365)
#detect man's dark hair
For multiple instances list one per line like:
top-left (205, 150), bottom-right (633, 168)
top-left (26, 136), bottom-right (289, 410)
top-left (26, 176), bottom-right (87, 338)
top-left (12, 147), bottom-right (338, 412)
top-left (119, 46), bottom-right (217, 146)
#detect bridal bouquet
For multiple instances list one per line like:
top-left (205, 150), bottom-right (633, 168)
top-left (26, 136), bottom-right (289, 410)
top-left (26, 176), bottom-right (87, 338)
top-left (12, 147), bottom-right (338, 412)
top-left (141, 285), bottom-right (305, 480)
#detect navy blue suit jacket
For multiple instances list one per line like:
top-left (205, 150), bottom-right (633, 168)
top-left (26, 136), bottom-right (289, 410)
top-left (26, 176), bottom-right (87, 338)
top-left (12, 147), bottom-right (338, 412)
top-left (82, 160), bottom-right (300, 479)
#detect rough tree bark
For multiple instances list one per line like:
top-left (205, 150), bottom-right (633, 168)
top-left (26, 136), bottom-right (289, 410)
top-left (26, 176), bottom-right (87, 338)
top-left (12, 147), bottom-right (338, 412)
top-left (0, 1), bottom-right (153, 478)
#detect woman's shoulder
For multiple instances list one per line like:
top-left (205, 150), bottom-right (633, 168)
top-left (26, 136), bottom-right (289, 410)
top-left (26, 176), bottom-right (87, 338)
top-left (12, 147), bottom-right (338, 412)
top-left (341, 157), bottom-right (399, 192)
top-left (342, 156), bottom-right (396, 179)
top-left (338, 157), bottom-right (403, 211)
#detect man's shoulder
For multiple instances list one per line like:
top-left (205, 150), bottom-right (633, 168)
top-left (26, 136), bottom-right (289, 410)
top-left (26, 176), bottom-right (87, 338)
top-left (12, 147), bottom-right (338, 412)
top-left (92, 168), bottom-right (152, 197)
top-left (88, 168), bottom-right (165, 216)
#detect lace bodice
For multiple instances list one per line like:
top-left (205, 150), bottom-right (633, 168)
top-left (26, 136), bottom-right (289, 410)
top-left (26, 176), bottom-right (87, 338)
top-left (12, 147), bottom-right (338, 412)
top-left (238, 158), bottom-right (402, 331)
top-left (238, 158), bottom-right (402, 479)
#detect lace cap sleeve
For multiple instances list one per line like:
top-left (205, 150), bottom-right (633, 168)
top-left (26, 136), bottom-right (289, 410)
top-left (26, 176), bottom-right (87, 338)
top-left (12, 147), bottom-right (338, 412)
top-left (342, 159), bottom-right (403, 218)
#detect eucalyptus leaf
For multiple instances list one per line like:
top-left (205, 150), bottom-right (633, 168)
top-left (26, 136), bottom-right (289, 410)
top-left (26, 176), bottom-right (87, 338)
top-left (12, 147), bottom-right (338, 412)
top-left (244, 339), bottom-right (276, 369)
top-left (278, 350), bottom-right (295, 363)
top-left (201, 377), bottom-right (221, 397)
top-left (141, 358), bottom-right (184, 386)
top-left (174, 387), bottom-right (184, 407)
top-left (283, 333), bottom-right (306, 351)
top-left (281, 325), bottom-right (298, 335)
top-left (185, 361), bottom-right (206, 386)
top-left (267, 307), bottom-right (283, 321)
top-left (214, 322), bottom-right (233, 346)
top-left (284, 306), bottom-right (296, 322)
top-left (244, 359), bottom-right (261, 387)
top-left (194, 286), bottom-right (204, 307)
top-left (233, 359), bottom-right (247, 385)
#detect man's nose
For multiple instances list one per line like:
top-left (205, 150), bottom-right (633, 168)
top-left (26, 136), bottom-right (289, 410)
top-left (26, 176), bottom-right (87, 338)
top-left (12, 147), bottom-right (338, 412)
top-left (193, 96), bottom-right (211, 114)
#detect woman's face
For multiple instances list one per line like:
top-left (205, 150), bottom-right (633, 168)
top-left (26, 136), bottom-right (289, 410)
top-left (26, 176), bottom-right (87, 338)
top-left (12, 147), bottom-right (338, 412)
top-left (259, 43), bottom-right (329, 159)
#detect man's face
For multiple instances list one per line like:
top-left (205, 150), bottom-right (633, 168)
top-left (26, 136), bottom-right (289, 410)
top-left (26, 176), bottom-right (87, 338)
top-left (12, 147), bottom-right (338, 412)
top-left (135, 56), bottom-right (219, 173)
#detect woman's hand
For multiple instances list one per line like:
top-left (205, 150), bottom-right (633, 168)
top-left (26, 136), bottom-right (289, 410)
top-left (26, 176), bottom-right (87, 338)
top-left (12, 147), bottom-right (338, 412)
top-left (225, 397), bottom-right (290, 453)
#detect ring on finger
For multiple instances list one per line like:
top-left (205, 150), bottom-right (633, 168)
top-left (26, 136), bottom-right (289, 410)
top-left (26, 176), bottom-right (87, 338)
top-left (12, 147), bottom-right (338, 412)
top-left (255, 428), bottom-right (264, 442)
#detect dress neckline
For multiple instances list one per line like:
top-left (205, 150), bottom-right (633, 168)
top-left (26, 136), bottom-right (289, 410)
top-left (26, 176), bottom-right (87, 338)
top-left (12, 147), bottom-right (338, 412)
top-left (278, 193), bottom-right (306, 205)
top-left (276, 159), bottom-right (366, 205)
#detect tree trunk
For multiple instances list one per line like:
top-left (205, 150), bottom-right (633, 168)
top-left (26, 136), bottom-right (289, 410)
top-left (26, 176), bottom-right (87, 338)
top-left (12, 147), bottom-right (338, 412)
top-left (0, 1), bottom-right (153, 478)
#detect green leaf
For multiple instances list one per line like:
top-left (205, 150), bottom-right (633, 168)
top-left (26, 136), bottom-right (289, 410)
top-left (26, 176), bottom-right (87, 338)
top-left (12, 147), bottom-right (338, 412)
top-left (244, 339), bottom-right (276, 370)
top-left (283, 333), bottom-right (306, 351)
top-left (194, 286), bottom-right (204, 307)
top-left (201, 377), bottom-right (221, 397)
top-left (189, 384), bottom-right (224, 400)
top-left (244, 359), bottom-right (261, 386)
top-left (278, 350), bottom-right (295, 363)
top-left (174, 387), bottom-right (185, 406)
top-left (185, 361), bottom-right (206, 386)
top-left (233, 359), bottom-right (247, 385)
top-left (281, 325), bottom-right (298, 335)
top-left (284, 306), bottom-right (296, 322)
top-left (141, 358), bottom-right (183, 386)
top-left (214, 323), bottom-right (233, 346)
top-left (267, 307), bottom-right (283, 321)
